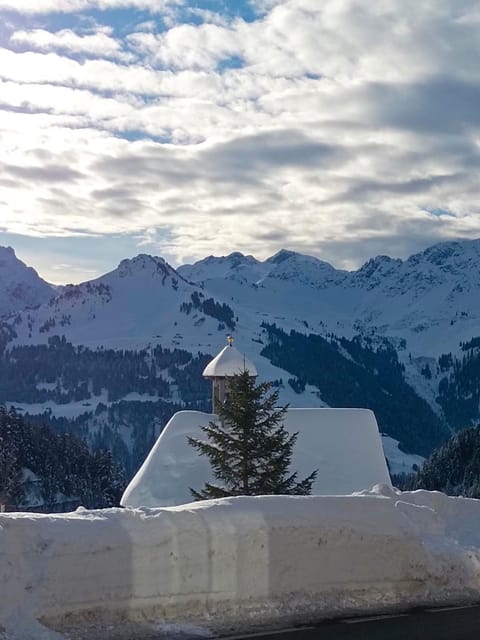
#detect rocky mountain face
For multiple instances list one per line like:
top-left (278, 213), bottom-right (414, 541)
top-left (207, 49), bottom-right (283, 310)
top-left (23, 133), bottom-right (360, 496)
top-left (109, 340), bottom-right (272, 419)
top-left (0, 247), bottom-right (55, 317)
top-left (1, 239), bottom-right (480, 479)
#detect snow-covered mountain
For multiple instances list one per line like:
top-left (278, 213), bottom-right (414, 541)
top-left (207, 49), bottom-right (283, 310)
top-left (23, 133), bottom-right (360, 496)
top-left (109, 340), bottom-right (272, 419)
top-left (8, 253), bottom-right (223, 351)
top-left (3, 238), bottom-right (480, 477)
top-left (0, 246), bottom-right (54, 317)
top-left (7, 239), bottom-right (477, 360)
top-left (179, 240), bottom-right (480, 358)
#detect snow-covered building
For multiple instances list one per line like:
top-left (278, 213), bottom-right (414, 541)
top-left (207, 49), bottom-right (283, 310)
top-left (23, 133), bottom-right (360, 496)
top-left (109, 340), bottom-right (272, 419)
top-left (202, 335), bottom-right (257, 412)
top-left (121, 340), bottom-right (391, 508)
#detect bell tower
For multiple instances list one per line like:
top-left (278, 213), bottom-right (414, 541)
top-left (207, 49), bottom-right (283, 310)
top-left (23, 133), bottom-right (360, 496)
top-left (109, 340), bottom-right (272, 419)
top-left (202, 337), bottom-right (257, 413)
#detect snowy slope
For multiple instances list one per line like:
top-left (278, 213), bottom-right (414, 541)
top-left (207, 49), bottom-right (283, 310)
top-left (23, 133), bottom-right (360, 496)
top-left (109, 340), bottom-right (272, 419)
top-left (0, 246), bottom-right (54, 317)
top-left (7, 254), bottom-right (223, 351)
top-left (7, 239), bottom-right (480, 362)
top-left (179, 251), bottom-right (268, 286)
top-left (179, 239), bottom-right (480, 358)
top-left (381, 436), bottom-right (425, 475)
top-left (1, 253), bottom-right (333, 410)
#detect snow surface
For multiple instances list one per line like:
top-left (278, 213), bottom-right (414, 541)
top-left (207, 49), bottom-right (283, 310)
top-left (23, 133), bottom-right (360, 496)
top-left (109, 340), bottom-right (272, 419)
top-left (1, 486), bottom-right (480, 639)
top-left (202, 344), bottom-right (257, 377)
top-left (121, 408), bottom-right (391, 508)
top-left (381, 436), bottom-right (425, 475)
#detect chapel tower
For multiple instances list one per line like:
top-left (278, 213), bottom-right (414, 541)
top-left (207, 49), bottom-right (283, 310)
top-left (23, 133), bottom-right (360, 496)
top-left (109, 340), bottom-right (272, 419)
top-left (202, 336), bottom-right (257, 413)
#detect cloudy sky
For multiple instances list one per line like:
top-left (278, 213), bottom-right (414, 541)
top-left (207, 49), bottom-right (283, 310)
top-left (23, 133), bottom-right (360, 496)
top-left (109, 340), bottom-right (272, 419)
top-left (0, 0), bottom-right (479, 283)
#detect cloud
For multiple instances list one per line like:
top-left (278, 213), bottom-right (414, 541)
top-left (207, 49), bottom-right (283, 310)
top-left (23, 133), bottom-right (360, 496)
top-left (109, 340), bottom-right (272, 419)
top-left (0, 0), bottom-right (479, 278)
top-left (1, 162), bottom-right (84, 183)
top-left (127, 22), bottom-right (243, 70)
top-left (0, 48), bottom-right (165, 94)
top-left (10, 27), bottom-right (129, 60)
top-left (199, 130), bottom-right (346, 184)
top-left (0, 0), bottom-right (181, 13)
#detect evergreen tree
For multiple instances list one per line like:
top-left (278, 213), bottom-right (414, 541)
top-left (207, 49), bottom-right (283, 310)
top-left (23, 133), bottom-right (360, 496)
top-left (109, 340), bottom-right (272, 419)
top-left (413, 425), bottom-right (480, 498)
top-left (0, 406), bottom-right (24, 506)
top-left (188, 371), bottom-right (317, 499)
top-left (0, 404), bottom-right (125, 510)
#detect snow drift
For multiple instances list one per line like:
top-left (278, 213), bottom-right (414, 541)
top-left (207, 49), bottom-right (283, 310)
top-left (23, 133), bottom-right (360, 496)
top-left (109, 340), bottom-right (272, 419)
top-left (1, 486), bottom-right (480, 639)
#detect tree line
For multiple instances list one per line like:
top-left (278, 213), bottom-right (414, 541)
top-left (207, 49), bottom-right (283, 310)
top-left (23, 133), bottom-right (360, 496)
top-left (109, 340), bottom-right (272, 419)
top-left (0, 335), bottom-right (211, 405)
top-left (260, 323), bottom-right (449, 456)
top-left (393, 425), bottom-right (480, 499)
top-left (0, 405), bottom-right (125, 510)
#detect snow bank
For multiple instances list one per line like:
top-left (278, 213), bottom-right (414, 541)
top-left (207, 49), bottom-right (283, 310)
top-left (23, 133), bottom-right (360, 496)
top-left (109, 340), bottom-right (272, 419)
top-left (1, 487), bottom-right (480, 639)
top-left (121, 408), bottom-right (391, 508)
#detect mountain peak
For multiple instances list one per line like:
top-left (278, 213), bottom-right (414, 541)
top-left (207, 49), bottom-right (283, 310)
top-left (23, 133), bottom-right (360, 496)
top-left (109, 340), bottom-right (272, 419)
top-left (118, 253), bottom-right (166, 268)
top-left (406, 239), bottom-right (480, 274)
top-left (197, 251), bottom-right (258, 266)
top-left (0, 245), bottom-right (16, 258)
top-left (357, 254), bottom-right (402, 275)
top-left (0, 246), bottom-right (25, 271)
top-left (266, 249), bottom-right (297, 265)
top-left (262, 249), bottom-right (342, 289)
top-left (115, 254), bottom-right (181, 280)
top-left (0, 246), bottom-right (54, 316)
top-left (266, 249), bottom-right (336, 270)
top-left (178, 252), bottom-right (262, 285)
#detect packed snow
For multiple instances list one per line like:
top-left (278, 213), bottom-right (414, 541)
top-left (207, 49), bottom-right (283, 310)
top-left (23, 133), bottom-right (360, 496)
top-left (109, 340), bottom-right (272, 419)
top-left (1, 486), bottom-right (480, 639)
top-left (121, 408), bottom-right (392, 508)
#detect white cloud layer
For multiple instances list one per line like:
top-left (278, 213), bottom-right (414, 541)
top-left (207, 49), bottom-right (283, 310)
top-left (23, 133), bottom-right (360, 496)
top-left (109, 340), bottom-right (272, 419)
top-left (0, 0), bottom-right (479, 278)
top-left (0, 0), bottom-right (181, 13)
top-left (11, 27), bottom-right (128, 59)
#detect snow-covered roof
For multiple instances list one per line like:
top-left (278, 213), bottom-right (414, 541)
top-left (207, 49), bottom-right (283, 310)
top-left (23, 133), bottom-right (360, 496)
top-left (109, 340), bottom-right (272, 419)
top-left (202, 345), bottom-right (258, 377)
top-left (121, 408), bottom-right (391, 508)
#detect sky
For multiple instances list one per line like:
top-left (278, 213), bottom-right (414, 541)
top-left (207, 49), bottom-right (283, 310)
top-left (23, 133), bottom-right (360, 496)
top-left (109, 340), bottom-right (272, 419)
top-left (0, 0), bottom-right (479, 284)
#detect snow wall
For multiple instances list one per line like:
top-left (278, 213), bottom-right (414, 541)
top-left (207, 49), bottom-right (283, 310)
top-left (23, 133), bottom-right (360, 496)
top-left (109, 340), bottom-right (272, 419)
top-left (121, 408), bottom-right (391, 508)
top-left (1, 487), bottom-right (480, 639)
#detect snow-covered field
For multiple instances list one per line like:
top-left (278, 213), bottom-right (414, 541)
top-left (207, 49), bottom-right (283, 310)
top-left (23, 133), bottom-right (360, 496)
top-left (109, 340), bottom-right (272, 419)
top-left (1, 486), bottom-right (480, 640)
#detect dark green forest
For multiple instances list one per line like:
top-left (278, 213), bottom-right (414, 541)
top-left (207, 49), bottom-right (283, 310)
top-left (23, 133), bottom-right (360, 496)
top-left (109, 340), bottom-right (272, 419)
top-left (0, 335), bottom-right (211, 405)
top-left (2, 322), bottom-right (480, 511)
top-left (180, 291), bottom-right (236, 330)
top-left (260, 324), bottom-right (450, 456)
top-left (0, 405), bottom-right (124, 510)
top-left (23, 398), bottom-right (191, 477)
top-left (0, 336), bottom-right (212, 484)
top-left (395, 426), bottom-right (480, 498)
top-left (436, 340), bottom-right (480, 429)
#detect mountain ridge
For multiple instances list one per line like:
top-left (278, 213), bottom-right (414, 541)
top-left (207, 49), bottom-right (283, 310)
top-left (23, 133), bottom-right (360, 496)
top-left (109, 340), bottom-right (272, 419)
top-left (2, 238), bottom-right (480, 477)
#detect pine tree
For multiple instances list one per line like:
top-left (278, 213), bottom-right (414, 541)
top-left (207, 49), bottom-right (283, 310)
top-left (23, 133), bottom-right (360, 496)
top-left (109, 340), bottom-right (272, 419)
top-left (188, 371), bottom-right (317, 499)
top-left (0, 406), bottom-right (24, 507)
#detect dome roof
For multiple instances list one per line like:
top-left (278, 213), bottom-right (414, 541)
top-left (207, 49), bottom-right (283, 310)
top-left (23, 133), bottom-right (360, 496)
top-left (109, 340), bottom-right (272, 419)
top-left (202, 345), bottom-right (257, 378)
